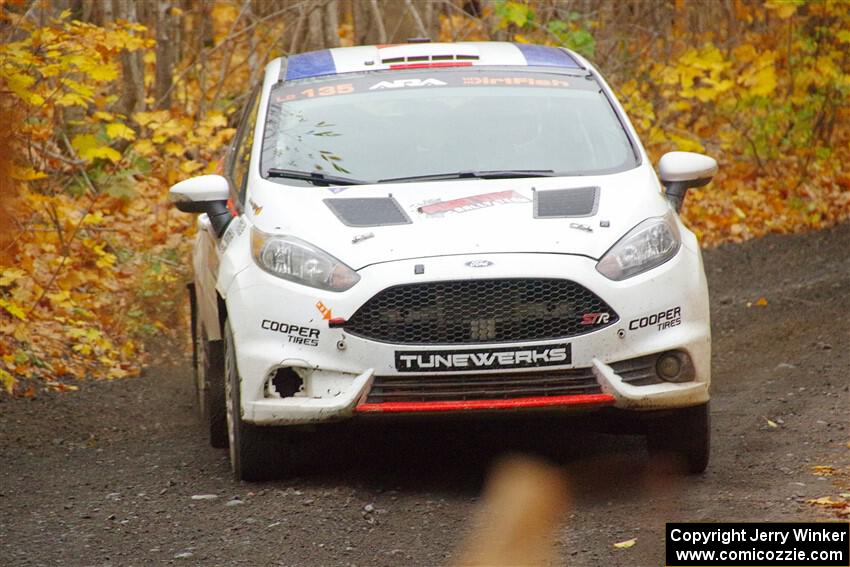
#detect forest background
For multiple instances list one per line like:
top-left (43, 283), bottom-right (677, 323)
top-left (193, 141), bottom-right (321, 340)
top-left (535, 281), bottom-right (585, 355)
top-left (0, 0), bottom-right (848, 395)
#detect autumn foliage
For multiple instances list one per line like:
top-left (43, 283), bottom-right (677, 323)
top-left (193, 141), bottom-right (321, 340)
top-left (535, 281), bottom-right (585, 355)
top-left (1, 0), bottom-right (849, 394)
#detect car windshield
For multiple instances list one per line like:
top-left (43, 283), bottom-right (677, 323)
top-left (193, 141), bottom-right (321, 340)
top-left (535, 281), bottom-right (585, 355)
top-left (260, 67), bottom-right (637, 185)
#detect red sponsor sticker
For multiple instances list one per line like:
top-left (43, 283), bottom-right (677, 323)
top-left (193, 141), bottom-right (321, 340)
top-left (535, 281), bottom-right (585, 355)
top-left (417, 190), bottom-right (529, 215)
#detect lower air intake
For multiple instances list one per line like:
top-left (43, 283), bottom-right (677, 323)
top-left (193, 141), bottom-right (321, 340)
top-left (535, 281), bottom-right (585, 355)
top-left (366, 369), bottom-right (602, 403)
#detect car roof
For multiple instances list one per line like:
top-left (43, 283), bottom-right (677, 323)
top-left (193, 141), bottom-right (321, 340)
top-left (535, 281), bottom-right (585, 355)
top-left (277, 41), bottom-right (583, 81)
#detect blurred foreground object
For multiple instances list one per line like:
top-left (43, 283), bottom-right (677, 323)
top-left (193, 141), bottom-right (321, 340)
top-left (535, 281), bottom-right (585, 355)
top-left (451, 456), bottom-right (569, 567)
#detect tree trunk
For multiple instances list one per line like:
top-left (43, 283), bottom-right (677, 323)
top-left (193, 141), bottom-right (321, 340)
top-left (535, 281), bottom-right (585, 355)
top-left (113, 0), bottom-right (146, 117)
top-left (405, 0), bottom-right (429, 39)
top-left (154, 0), bottom-right (175, 110)
top-left (100, 0), bottom-right (113, 24)
top-left (324, 0), bottom-right (341, 48)
top-left (368, 0), bottom-right (387, 44)
top-left (289, 2), bottom-right (310, 53)
top-left (306, 1), bottom-right (325, 51)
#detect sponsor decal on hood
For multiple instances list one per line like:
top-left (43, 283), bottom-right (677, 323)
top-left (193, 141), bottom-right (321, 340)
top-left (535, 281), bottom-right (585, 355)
top-left (416, 190), bottom-right (530, 216)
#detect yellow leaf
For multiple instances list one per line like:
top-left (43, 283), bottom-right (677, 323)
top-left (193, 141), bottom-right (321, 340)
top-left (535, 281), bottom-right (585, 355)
top-left (807, 497), bottom-right (846, 508)
top-left (96, 253), bottom-right (117, 269)
top-left (180, 160), bottom-right (204, 174)
top-left (811, 465), bottom-right (835, 476)
top-left (210, 127), bottom-right (236, 150)
top-left (73, 343), bottom-right (92, 355)
top-left (82, 211), bottom-right (105, 225)
top-left (667, 133), bottom-right (705, 153)
top-left (0, 268), bottom-right (27, 287)
top-left (10, 165), bottom-right (47, 181)
top-left (72, 134), bottom-right (122, 162)
top-left (93, 111), bottom-right (115, 121)
top-left (56, 91), bottom-right (90, 108)
top-left (107, 366), bottom-right (131, 379)
top-left (105, 122), bottom-right (136, 141)
top-left (86, 62), bottom-right (118, 81)
top-left (46, 290), bottom-right (75, 310)
top-left (211, 3), bottom-right (239, 39)
top-left (765, 0), bottom-right (799, 19)
top-left (71, 133), bottom-right (97, 155)
top-left (755, 297), bottom-right (768, 306)
top-left (133, 110), bottom-right (169, 127)
top-left (614, 538), bottom-right (636, 549)
top-left (765, 417), bottom-right (778, 428)
top-left (164, 142), bottom-right (184, 156)
top-left (203, 113), bottom-right (228, 129)
top-left (0, 298), bottom-right (27, 320)
top-left (47, 382), bottom-right (79, 392)
top-left (6, 72), bottom-right (44, 105)
top-left (90, 146), bottom-right (122, 162)
top-left (0, 368), bottom-right (15, 394)
top-left (133, 139), bottom-right (156, 156)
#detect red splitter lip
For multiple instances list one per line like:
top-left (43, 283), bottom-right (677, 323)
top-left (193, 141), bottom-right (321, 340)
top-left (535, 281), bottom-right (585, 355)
top-left (355, 393), bottom-right (615, 414)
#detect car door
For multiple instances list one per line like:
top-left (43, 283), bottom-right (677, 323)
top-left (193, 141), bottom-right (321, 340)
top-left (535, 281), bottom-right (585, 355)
top-left (194, 85), bottom-right (263, 340)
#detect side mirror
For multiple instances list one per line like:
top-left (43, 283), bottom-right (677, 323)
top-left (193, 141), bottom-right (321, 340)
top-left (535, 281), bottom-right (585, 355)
top-left (658, 151), bottom-right (718, 212)
top-left (169, 175), bottom-right (232, 236)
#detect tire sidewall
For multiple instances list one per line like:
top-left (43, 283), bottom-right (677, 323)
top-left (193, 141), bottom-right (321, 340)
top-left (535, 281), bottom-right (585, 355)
top-left (193, 314), bottom-right (209, 420)
top-left (224, 321), bottom-right (242, 479)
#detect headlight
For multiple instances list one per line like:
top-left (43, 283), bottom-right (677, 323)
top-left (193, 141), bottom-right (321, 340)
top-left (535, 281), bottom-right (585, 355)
top-left (596, 212), bottom-right (681, 281)
top-left (251, 229), bottom-right (360, 291)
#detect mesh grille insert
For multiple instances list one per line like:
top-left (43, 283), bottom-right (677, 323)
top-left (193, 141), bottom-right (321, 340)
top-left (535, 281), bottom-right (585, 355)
top-left (324, 197), bottom-right (411, 227)
top-left (367, 368), bottom-right (601, 403)
top-left (534, 187), bottom-right (599, 218)
top-left (345, 278), bottom-right (618, 345)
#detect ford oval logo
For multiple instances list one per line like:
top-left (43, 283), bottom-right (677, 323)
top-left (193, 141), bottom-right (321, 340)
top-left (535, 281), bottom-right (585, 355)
top-left (465, 260), bottom-right (494, 268)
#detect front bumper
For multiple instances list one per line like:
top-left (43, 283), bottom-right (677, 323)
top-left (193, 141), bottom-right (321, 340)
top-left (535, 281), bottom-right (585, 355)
top-left (225, 248), bottom-right (711, 425)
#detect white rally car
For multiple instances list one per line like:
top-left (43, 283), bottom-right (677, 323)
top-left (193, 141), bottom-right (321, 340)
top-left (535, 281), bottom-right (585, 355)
top-left (171, 42), bottom-right (718, 481)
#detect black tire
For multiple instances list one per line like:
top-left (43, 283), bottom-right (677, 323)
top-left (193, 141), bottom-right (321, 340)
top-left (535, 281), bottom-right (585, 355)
top-left (190, 288), bottom-right (228, 448)
top-left (646, 402), bottom-right (710, 474)
top-left (205, 337), bottom-right (228, 449)
top-left (224, 321), bottom-right (284, 481)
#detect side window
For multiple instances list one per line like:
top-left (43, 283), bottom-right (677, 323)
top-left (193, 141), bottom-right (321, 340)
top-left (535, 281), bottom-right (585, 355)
top-left (227, 84), bottom-right (262, 207)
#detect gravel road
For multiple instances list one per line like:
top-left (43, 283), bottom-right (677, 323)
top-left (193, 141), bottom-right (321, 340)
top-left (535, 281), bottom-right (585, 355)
top-left (2, 224), bottom-right (849, 567)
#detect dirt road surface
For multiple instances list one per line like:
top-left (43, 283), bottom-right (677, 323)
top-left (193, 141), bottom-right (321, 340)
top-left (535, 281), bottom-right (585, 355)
top-left (2, 224), bottom-right (849, 566)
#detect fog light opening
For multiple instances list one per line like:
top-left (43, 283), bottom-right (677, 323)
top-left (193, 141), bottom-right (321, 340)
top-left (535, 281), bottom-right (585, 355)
top-left (655, 351), bottom-right (694, 383)
top-left (270, 367), bottom-right (303, 398)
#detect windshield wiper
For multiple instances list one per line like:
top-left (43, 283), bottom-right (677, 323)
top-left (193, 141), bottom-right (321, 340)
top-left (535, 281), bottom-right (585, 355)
top-left (379, 170), bottom-right (557, 183)
top-left (265, 168), bottom-right (370, 186)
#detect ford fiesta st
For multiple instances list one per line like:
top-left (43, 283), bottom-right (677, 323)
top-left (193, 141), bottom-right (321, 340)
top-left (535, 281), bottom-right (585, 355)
top-left (171, 41), bottom-right (718, 481)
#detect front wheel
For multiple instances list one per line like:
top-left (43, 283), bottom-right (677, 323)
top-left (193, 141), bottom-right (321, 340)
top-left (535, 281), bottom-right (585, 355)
top-left (646, 402), bottom-right (710, 474)
top-left (224, 321), bottom-right (285, 481)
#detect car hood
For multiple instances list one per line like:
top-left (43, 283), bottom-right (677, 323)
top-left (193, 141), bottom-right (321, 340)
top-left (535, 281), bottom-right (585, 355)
top-left (247, 166), bottom-right (671, 270)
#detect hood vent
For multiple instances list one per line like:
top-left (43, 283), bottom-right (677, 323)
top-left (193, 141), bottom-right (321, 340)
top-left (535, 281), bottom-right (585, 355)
top-left (534, 187), bottom-right (599, 218)
top-left (324, 197), bottom-right (412, 227)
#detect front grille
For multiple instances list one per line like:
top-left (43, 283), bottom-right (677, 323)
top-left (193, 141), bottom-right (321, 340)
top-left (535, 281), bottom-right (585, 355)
top-left (366, 369), bottom-right (602, 403)
top-left (345, 279), bottom-right (617, 345)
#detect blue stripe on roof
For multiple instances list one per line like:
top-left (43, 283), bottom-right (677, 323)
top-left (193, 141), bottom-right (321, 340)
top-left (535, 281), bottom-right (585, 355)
top-left (285, 50), bottom-right (337, 80)
top-left (514, 44), bottom-right (580, 69)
